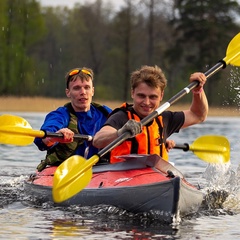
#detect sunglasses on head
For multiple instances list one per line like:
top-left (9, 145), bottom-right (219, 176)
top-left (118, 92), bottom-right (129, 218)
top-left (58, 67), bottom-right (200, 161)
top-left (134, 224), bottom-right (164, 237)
top-left (66, 68), bottom-right (93, 87)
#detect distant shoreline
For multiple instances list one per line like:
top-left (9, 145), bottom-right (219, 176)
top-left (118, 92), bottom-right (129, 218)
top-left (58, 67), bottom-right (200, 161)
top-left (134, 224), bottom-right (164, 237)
top-left (0, 96), bottom-right (239, 116)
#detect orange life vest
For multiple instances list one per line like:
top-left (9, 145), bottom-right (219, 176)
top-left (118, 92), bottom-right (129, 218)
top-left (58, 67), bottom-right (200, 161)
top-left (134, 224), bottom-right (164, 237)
top-left (110, 103), bottom-right (169, 163)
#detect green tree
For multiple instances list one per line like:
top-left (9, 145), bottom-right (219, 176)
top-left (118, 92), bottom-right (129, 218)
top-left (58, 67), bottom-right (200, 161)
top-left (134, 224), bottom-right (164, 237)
top-left (1, 0), bottom-right (239, 107)
top-left (96, 0), bottom-right (138, 101)
top-left (169, 0), bottom-right (240, 105)
top-left (34, 6), bottom-right (68, 97)
top-left (56, 0), bottom-right (113, 99)
top-left (0, 0), bottom-right (46, 96)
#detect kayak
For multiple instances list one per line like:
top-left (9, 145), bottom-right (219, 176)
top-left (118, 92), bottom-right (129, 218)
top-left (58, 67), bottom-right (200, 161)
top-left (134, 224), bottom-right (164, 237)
top-left (24, 154), bottom-right (204, 223)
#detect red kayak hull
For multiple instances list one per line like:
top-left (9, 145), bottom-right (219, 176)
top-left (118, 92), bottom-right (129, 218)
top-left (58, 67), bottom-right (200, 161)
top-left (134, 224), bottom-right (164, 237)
top-left (24, 154), bottom-right (203, 223)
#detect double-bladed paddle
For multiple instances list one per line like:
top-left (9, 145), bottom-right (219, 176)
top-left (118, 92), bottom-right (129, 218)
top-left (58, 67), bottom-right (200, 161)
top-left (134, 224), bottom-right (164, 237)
top-left (53, 32), bottom-right (240, 203)
top-left (0, 114), bottom-right (92, 146)
top-left (0, 115), bottom-right (229, 164)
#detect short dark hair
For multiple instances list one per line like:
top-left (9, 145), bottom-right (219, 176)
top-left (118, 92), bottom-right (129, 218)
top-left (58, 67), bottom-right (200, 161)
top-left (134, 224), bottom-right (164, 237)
top-left (65, 67), bottom-right (94, 88)
top-left (131, 65), bottom-right (167, 91)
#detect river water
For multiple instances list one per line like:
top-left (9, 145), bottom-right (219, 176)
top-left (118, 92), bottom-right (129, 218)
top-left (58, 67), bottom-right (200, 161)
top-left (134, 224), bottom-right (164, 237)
top-left (0, 112), bottom-right (240, 239)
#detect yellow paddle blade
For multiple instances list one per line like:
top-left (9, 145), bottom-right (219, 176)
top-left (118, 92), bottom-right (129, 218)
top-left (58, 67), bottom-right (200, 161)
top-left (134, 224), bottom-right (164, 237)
top-left (0, 127), bottom-right (34, 146)
top-left (224, 32), bottom-right (240, 66)
top-left (53, 155), bottom-right (100, 203)
top-left (189, 135), bottom-right (230, 164)
top-left (0, 114), bottom-right (33, 146)
top-left (0, 114), bottom-right (45, 146)
top-left (0, 114), bottom-right (31, 127)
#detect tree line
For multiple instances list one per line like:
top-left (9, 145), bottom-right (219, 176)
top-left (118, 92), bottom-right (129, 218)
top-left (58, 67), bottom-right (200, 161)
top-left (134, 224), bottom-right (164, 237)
top-left (0, 0), bottom-right (240, 106)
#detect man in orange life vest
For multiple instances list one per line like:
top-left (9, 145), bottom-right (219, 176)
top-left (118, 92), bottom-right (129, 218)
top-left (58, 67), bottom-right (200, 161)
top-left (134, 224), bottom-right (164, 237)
top-left (93, 65), bottom-right (208, 163)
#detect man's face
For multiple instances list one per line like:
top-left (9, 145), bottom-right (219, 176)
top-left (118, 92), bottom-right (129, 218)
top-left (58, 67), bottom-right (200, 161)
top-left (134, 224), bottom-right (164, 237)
top-left (131, 82), bottom-right (163, 118)
top-left (65, 76), bottom-right (94, 112)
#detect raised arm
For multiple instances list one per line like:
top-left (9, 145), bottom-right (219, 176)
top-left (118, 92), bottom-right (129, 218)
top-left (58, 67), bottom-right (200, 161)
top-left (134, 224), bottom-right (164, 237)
top-left (182, 72), bottom-right (208, 128)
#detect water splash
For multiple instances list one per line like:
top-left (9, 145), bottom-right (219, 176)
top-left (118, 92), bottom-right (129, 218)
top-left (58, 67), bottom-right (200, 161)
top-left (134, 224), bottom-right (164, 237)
top-left (0, 175), bottom-right (26, 207)
top-left (228, 67), bottom-right (240, 108)
top-left (222, 164), bottom-right (240, 213)
top-left (201, 162), bottom-right (240, 213)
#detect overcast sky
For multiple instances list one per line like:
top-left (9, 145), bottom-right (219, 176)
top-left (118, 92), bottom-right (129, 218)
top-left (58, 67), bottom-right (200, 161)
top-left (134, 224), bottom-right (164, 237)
top-left (38, 1), bottom-right (240, 23)
top-left (39, 0), bottom-right (124, 9)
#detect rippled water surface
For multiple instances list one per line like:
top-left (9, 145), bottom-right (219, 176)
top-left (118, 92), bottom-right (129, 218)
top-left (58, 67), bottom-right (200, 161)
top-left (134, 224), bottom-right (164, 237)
top-left (0, 112), bottom-right (240, 239)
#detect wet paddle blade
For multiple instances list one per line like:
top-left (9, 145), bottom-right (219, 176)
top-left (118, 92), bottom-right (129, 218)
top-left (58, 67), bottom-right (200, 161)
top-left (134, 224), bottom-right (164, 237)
top-left (52, 155), bottom-right (100, 203)
top-left (0, 114), bottom-right (31, 127)
top-left (224, 32), bottom-right (240, 66)
top-left (189, 135), bottom-right (230, 164)
top-left (0, 128), bottom-right (34, 146)
top-left (0, 114), bottom-right (37, 146)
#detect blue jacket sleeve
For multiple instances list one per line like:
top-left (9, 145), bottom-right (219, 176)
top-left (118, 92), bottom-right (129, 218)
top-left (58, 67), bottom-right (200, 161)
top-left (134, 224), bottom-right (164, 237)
top-left (34, 107), bottom-right (70, 151)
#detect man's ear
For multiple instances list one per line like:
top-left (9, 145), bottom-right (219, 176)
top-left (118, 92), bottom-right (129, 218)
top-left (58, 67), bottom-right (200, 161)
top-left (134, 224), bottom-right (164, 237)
top-left (131, 89), bottom-right (134, 99)
top-left (160, 90), bottom-right (164, 100)
top-left (65, 88), bottom-right (70, 98)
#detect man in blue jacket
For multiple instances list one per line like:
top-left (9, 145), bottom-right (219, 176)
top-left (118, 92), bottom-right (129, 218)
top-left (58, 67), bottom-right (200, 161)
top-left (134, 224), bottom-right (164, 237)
top-left (34, 67), bottom-right (111, 171)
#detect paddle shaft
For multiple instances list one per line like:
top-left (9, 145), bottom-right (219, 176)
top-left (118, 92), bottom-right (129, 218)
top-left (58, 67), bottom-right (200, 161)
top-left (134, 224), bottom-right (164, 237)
top-left (0, 126), bottom-right (92, 141)
top-left (97, 60), bottom-right (227, 158)
top-left (174, 144), bottom-right (189, 151)
top-left (44, 131), bottom-right (92, 141)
